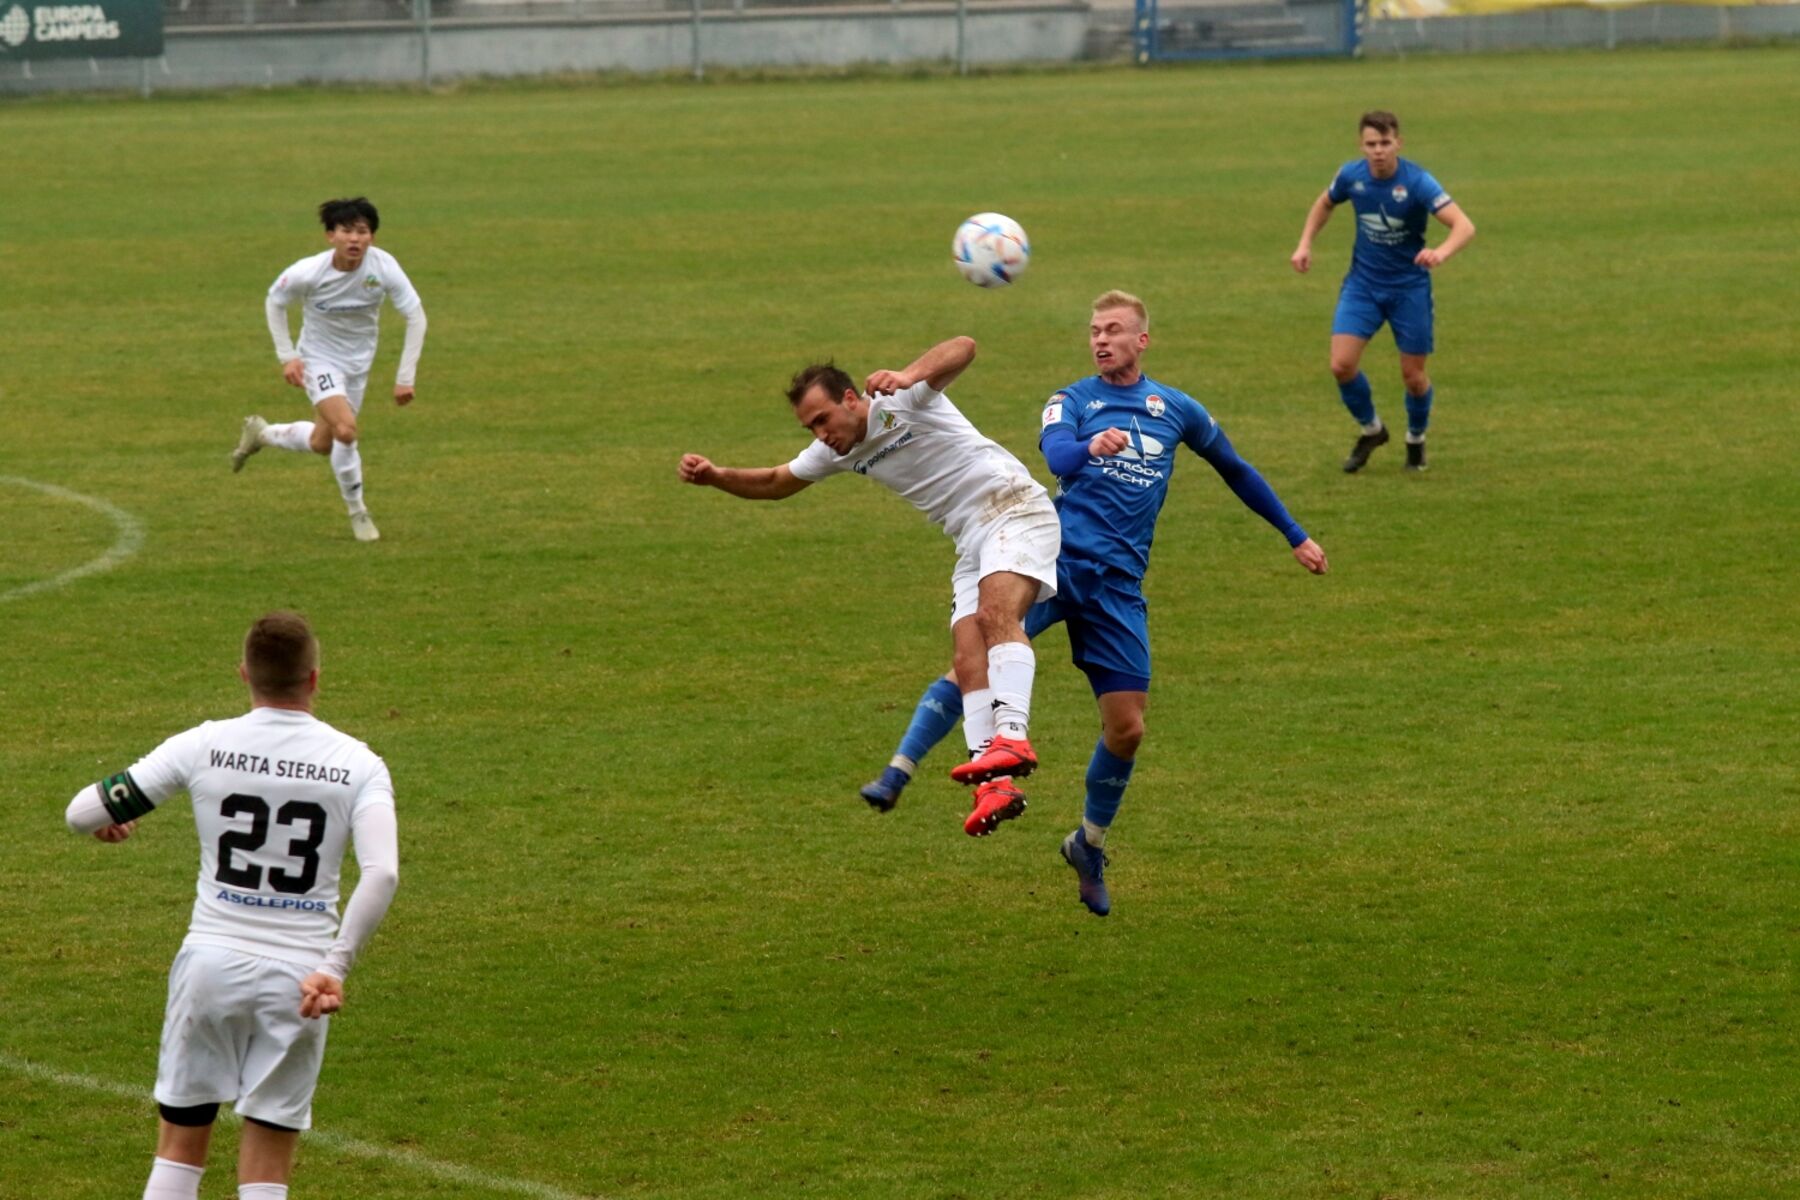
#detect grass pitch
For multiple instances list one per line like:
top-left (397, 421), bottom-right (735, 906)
top-left (3, 45), bottom-right (1798, 1199)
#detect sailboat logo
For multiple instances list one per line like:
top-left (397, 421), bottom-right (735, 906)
top-left (1113, 418), bottom-right (1165, 463)
top-left (1357, 205), bottom-right (1411, 246)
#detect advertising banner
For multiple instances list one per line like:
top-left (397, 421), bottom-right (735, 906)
top-left (0, 0), bottom-right (162, 59)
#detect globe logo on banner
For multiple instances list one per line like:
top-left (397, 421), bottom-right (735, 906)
top-left (0, 5), bottom-right (30, 47)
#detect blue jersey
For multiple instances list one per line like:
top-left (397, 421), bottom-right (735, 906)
top-left (1039, 374), bottom-right (1220, 580)
top-left (1327, 158), bottom-right (1452, 289)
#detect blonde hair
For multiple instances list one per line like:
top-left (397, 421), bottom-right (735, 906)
top-left (1091, 289), bottom-right (1148, 332)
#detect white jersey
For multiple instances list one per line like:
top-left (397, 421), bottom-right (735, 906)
top-left (786, 382), bottom-right (1048, 545)
top-left (268, 247), bottom-right (421, 377)
top-left (100, 708), bottom-right (395, 969)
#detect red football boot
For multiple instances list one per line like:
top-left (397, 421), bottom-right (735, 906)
top-left (964, 778), bottom-right (1028, 837)
top-left (950, 734), bottom-right (1038, 786)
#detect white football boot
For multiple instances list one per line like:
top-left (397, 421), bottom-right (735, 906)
top-left (230, 415), bottom-right (269, 473)
top-left (349, 511), bottom-right (380, 543)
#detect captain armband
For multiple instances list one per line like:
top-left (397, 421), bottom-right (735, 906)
top-left (97, 771), bottom-right (156, 824)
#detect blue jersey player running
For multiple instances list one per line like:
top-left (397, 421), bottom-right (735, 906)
top-left (1292, 110), bottom-right (1476, 473)
top-left (858, 291), bottom-right (1329, 916)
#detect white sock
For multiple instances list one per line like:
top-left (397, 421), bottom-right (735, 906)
top-left (1405, 432), bottom-right (1426, 445)
top-left (330, 440), bottom-right (366, 514)
top-left (986, 641), bottom-right (1035, 740)
top-left (263, 421), bottom-right (315, 453)
top-left (887, 754), bottom-right (916, 777)
top-left (1082, 818), bottom-right (1109, 848)
top-left (1361, 419), bottom-right (1384, 435)
top-left (144, 1157), bottom-right (204, 1200)
top-left (239, 1185), bottom-right (289, 1200)
top-left (962, 687), bottom-right (996, 755)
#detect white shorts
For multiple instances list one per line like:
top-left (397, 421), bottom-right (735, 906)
top-left (949, 496), bottom-right (1060, 627)
top-left (154, 943), bottom-right (329, 1130)
top-left (302, 359), bottom-right (368, 413)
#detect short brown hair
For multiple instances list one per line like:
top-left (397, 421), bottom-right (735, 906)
top-left (786, 362), bottom-right (856, 407)
top-left (1360, 110), bottom-right (1400, 136)
top-left (244, 611), bottom-right (318, 698)
top-left (1091, 289), bottom-right (1148, 332)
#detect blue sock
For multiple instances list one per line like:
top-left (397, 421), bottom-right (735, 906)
top-left (895, 677), bottom-right (964, 769)
top-left (1405, 386), bottom-right (1433, 439)
top-left (1337, 372), bottom-right (1376, 426)
top-left (1083, 738), bottom-right (1136, 836)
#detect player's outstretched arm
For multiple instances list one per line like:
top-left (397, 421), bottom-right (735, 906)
top-left (1416, 202), bottom-right (1476, 270)
top-left (865, 335), bottom-right (976, 398)
top-left (1196, 427), bottom-right (1325, 573)
top-left (678, 455), bottom-right (811, 501)
top-left (1291, 191), bottom-right (1336, 274)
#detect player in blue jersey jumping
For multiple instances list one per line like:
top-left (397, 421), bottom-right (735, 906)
top-left (1292, 110), bottom-right (1476, 473)
top-left (858, 291), bottom-right (1329, 916)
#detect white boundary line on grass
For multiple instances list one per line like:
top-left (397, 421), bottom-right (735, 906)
top-left (0, 1053), bottom-right (598, 1200)
top-left (0, 475), bottom-right (146, 605)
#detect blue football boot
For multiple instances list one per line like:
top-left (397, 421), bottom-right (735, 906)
top-left (859, 766), bottom-right (910, 813)
top-left (1059, 828), bottom-right (1111, 917)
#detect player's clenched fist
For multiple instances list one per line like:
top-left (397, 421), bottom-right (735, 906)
top-left (1293, 538), bottom-right (1328, 575)
top-left (281, 358), bottom-right (308, 387)
top-left (678, 454), bottom-right (716, 485)
top-left (863, 369), bottom-right (911, 398)
top-left (94, 820), bottom-right (137, 843)
top-left (1088, 428), bottom-right (1130, 457)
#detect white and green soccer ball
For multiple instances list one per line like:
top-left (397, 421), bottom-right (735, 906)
top-left (952, 212), bottom-right (1030, 288)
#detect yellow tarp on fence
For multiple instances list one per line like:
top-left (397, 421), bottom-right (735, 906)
top-left (1374, 0), bottom-right (1795, 18)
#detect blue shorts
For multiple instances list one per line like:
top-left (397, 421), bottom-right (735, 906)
top-left (1025, 559), bottom-right (1150, 696)
top-left (1332, 275), bottom-right (1434, 356)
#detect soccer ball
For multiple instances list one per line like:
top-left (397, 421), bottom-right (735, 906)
top-left (952, 213), bottom-right (1030, 288)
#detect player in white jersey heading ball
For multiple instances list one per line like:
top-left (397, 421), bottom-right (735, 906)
top-left (64, 612), bottom-right (399, 1200)
top-left (678, 336), bottom-right (1060, 836)
top-left (231, 198), bottom-right (428, 543)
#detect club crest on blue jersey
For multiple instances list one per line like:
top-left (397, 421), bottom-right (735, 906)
top-left (1145, 395), bottom-right (1165, 418)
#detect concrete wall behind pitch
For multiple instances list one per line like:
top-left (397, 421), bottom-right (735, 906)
top-left (0, 5), bottom-right (1090, 92)
top-left (2, 3), bottom-right (1796, 94)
